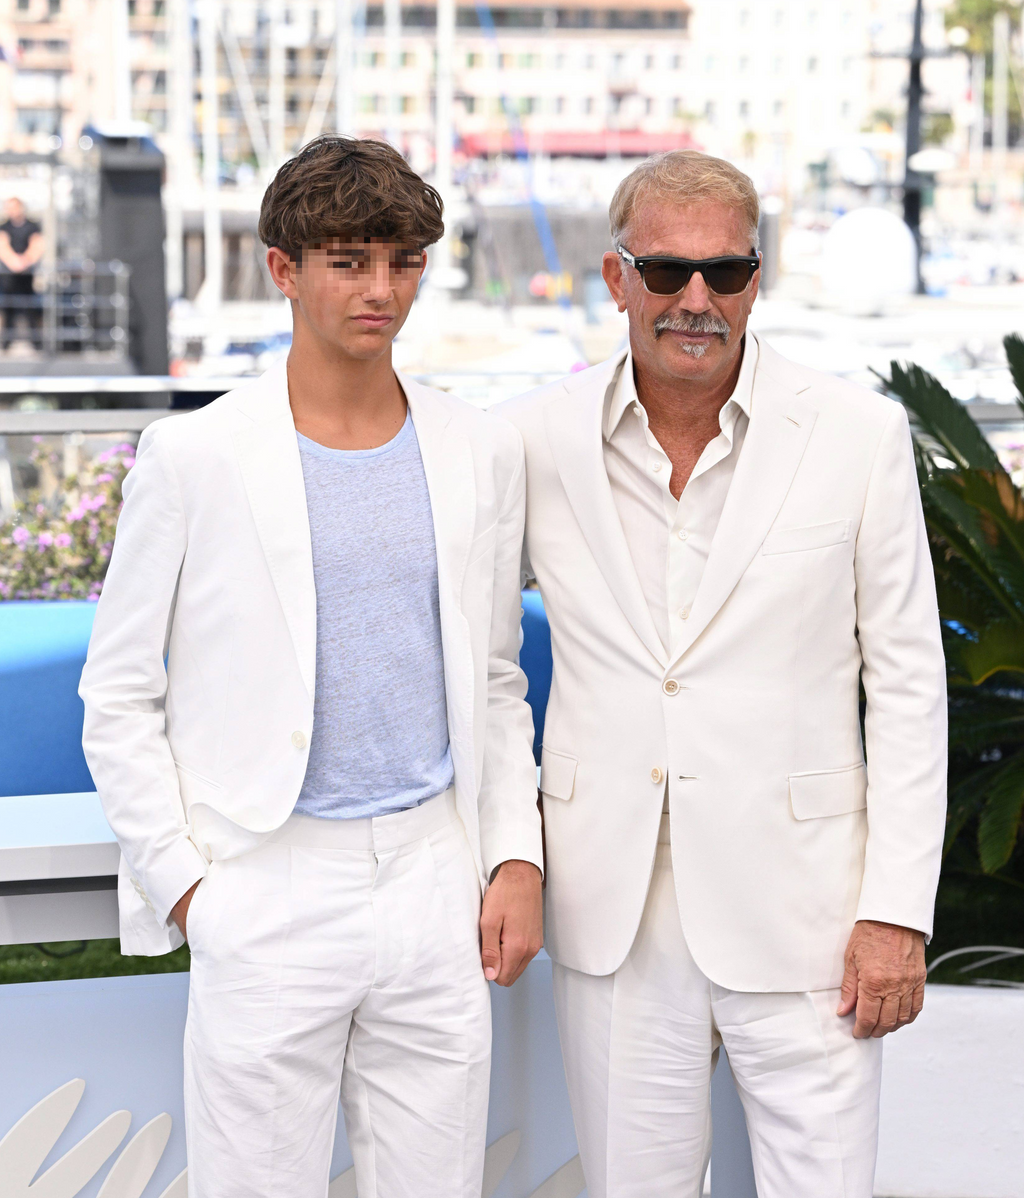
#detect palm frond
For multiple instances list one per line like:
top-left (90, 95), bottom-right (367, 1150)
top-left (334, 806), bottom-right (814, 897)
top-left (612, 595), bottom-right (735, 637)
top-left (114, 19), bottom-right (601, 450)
top-left (883, 360), bottom-right (1003, 473)
top-left (978, 750), bottom-right (1024, 873)
top-left (1004, 333), bottom-right (1024, 419)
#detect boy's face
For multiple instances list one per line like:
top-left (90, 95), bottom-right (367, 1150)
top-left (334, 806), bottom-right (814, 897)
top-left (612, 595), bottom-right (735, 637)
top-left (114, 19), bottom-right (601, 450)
top-left (267, 237), bottom-right (426, 361)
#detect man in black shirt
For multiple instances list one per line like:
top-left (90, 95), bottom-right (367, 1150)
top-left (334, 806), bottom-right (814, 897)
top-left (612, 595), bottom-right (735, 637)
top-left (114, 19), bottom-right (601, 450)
top-left (0, 197), bottom-right (44, 349)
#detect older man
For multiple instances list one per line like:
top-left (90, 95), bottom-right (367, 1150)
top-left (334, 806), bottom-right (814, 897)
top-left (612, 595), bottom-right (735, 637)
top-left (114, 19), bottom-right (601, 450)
top-left (500, 151), bottom-right (946, 1197)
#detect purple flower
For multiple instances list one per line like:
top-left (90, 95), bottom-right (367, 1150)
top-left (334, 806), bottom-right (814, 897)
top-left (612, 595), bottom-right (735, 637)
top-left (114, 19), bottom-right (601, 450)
top-left (95, 473), bottom-right (113, 484)
top-left (36, 531), bottom-right (53, 548)
top-left (11, 527), bottom-right (30, 546)
top-left (35, 503), bottom-right (46, 515)
top-left (54, 533), bottom-right (72, 548)
top-left (68, 505), bottom-right (85, 522)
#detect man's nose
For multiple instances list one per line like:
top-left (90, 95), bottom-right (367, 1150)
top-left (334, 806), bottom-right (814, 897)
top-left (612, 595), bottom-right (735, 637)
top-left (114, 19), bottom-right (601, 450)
top-left (676, 270), bottom-right (713, 311)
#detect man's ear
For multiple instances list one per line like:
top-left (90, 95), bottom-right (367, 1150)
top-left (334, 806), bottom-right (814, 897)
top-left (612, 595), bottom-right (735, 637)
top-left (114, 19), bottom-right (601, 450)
top-left (266, 246), bottom-right (299, 300)
top-left (601, 250), bottom-right (626, 313)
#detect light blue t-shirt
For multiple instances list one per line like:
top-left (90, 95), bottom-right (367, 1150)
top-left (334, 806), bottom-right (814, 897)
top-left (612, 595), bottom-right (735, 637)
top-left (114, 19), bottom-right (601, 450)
top-left (293, 411), bottom-right (454, 819)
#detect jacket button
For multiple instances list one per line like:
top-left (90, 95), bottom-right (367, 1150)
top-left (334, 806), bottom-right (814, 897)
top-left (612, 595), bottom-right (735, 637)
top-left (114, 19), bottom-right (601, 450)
top-left (291, 731), bottom-right (308, 749)
top-left (662, 679), bottom-right (680, 695)
top-left (651, 767), bottom-right (663, 784)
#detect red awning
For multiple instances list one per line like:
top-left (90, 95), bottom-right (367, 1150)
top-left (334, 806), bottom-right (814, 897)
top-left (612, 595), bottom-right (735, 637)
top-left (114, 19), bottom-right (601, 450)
top-left (458, 129), bottom-right (702, 158)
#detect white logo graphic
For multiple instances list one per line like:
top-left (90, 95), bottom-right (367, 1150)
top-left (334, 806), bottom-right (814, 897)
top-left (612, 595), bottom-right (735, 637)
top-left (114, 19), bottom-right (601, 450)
top-left (0, 1081), bottom-right (584, 1198)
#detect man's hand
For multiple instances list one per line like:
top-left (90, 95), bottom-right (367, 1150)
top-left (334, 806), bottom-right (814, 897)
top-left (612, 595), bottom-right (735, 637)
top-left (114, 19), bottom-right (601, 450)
top-left (170, 880), bottom-right (201, 942)
top-left (838, 919), bottom-right (926, 1038)
top-left (480, 859), bottom-right (543, 987)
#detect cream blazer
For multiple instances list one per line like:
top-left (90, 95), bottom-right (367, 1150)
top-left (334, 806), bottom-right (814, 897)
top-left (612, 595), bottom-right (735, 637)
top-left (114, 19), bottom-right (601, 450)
top-left (80, 363), bottom-right (542, 955)
top-left (499, 336), bottom-right (947, 992)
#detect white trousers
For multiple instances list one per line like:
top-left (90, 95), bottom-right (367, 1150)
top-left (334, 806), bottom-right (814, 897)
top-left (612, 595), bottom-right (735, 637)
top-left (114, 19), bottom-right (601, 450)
top-left (183, 789), bottom-right (491, 1198)
top-left (552, 814), bottom-right (882, 1198)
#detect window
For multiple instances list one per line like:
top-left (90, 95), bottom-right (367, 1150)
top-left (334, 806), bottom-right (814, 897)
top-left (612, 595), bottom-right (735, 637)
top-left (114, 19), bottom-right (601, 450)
top-left (153, 70), bottom-right (166, 94)
top-left (704, 99), bottom-right (715, 121)
top-left (808, 56), bottom-right (818, 73)
top-left (773, 99), bottom-right (784, 116)
top-left (671, 54), bottom-right (681, 70)
top-left (400, 51), bottom-right (415, 66)
top-left (554, 53), bottom-right (565, 69)
top-left (739, 8), bottom-right (749, 24)
top-left (644, 54), bottom-right (654, 69)
top-left (555, 96), bottom-right (565, 114)
top-left (584, 97), bottom-right (593, 114)
top-left (154, 0), bottom-right (165, 13)
top-left (841, 101), bottom-right (850, 118)
top-left (584, 54), bottom-right (595, 69)
top-left (17, 0), bottom-right (29, 11)
top-left (49, 0), bottom-right (61, 13)
top-left (401, 95), bottom-right (416, 113)
top-left (500, 52), bottom-right (514, 68)
top-left (644, 97), bottom-right (652, 115)
top-left (739, 56), bottom-right (748, 72)
top-left (466, 51), bottom-right (481, 67)
top-left (773, 56), bottom-right (782, 73)
top-left (739, 100), bottom-right (749, 118)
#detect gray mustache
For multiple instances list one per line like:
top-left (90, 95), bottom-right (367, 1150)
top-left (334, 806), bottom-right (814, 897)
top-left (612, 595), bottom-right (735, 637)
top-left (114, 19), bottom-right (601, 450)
top-left (653, 311), bottom-right (731, 342)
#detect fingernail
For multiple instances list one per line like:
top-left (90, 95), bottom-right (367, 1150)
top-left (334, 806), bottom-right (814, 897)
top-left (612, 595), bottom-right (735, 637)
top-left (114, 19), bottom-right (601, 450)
top-left (485, 968), bottom-right (497, 980)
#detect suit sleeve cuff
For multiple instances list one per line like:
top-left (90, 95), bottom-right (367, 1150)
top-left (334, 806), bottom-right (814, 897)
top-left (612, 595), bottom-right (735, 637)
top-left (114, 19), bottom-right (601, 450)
top-left (142, 835), bottom-right (210, 928)
top-left (482, 824), bottom-right (544, 886)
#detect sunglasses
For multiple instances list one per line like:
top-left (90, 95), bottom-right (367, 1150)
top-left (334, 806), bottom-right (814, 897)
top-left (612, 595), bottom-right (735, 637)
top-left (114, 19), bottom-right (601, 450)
top-left (617, 247), bottom-right (760, 296)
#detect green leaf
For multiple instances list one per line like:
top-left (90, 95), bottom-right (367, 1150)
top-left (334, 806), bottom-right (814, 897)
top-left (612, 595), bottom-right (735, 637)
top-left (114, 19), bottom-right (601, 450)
top-left (978, 753), bottom-right (1024, 873)
top-left (957, 619), bottom-right (1024, 685)
top-left (1004, 333), bottom-right (1024, 419)
top-left (884, 360), bottom-right (1003, 473)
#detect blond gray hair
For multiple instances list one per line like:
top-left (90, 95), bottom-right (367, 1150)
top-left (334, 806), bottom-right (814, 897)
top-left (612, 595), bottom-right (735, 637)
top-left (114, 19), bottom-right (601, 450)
top-left (610, 151), bottom-right (760, 251)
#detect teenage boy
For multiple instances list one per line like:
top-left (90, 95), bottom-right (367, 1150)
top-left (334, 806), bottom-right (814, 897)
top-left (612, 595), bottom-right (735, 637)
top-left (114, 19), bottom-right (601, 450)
top-left (80, 137), bottom-right (543, 1198)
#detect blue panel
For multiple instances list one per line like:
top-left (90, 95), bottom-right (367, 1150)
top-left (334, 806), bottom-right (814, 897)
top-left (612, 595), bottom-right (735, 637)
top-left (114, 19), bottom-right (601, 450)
top-left (0, 602), bottom-right (97, 797)
top-left (520, 590), bottom-right (552, 764)
top-left (0, 594), bottom-right (555, 793)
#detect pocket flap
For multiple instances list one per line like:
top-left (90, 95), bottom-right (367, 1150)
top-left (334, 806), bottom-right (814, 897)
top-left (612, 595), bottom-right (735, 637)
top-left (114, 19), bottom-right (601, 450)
top-left (540, 747), bottom-right (578, 801)
top-left (789, 763), bottom-right (867, 820)
top-left (763, 519), bottom-right (851, 555)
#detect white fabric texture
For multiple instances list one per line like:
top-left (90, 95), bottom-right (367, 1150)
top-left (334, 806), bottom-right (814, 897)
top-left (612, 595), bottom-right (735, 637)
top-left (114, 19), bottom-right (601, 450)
top-left (499, 335), bottom-right (947, 988)
top-left (184, 790), bottom-right (491, 1198)
top-left (603, 336), bottom-right (755, 654)
top-left (553, 815), bottom-right (882, 1198)
top-left (79, 362), bottom-right (542, 954)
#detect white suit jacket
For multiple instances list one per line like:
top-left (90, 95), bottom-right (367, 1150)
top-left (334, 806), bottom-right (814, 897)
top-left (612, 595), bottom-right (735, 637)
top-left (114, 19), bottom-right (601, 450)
top-left (499, 336), bottom-right (947, 992)
top-left (80, 362), bottom-right (542, 956)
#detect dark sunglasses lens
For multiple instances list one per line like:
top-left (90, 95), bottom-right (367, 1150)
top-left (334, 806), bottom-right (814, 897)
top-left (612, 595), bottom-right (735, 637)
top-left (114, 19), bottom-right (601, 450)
top-left (641, 263), bottom-right (693, 295)
top-left (703, 261), bottom-right (753, 295)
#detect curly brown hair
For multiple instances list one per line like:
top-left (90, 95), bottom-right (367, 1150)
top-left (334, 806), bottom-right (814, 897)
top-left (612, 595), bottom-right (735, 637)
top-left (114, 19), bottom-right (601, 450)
top-left (258, 136), bottom-right (445, 256)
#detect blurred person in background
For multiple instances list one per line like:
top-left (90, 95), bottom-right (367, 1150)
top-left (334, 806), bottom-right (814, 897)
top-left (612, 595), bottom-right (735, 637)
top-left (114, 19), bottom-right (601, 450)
top-left (500, 150), bottom-right (947, 1198)
top-left (79, 137), bottom-right (542, 1198)
top-left (0, 196), bottom-right (44, 351)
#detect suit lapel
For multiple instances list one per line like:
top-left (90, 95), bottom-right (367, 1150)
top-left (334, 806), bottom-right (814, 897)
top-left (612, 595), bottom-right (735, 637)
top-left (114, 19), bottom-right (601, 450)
top-left (545, 356), bottom-right (666, 666)
top-left (401, 374), bottom-right (477, 749)
top-left (667, 353), bottom-right (818, 668)
top-left (231, 362), bottom-right (317, 699)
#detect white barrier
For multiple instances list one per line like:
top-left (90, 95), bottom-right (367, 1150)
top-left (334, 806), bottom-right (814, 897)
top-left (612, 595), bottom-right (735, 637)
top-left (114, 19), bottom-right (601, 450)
top-left (0, 791), bottom-right (757, 1198)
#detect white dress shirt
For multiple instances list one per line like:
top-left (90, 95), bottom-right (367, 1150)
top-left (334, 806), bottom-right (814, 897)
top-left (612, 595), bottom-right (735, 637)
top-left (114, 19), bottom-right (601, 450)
top-left (603, 335), bottom-right (758, 658)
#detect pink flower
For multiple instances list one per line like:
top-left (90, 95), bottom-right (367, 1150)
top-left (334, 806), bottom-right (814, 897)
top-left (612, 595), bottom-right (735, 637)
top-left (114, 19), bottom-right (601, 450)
top-left (36, 532), bottom-right (53, 548)
top-left (68, 505), bottom-right (85, 522)
top-left (95, 473), bottom-right (113, 483)
top-left (54, 533), bottom-right (72, 548)
top-left (11, 526), bottom-right (30, 546)
top-left (35, 503), bottom-right (46, 515)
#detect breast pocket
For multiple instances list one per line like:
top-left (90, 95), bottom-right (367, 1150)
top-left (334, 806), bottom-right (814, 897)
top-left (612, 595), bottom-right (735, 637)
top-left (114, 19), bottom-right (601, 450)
top-left (762, 518), bottom-right (851, 556)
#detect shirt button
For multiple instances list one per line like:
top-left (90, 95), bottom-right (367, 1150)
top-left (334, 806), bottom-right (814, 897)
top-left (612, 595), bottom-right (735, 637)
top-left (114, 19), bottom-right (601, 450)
top-left (651, 767), bottom-right (664, 784)
top-left (679, 607), bottom-right (691, 620)
top-left (651, 462), bottom-right (663, 473)
top-left (677, 529), bottom-right (689, 541)
top-left (663, 679), bottom-right (680, 695)
top-left (291, 731), bottom-right (308, 750)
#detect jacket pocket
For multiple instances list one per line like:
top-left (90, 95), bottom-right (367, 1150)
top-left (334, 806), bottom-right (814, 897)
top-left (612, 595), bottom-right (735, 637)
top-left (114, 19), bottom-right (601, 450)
top-left (789, 762), bottom-right (867, 820)
top-left (540, 747), bottom-right (578, 801)
top-left (762, 518), bottom-right (851, 555)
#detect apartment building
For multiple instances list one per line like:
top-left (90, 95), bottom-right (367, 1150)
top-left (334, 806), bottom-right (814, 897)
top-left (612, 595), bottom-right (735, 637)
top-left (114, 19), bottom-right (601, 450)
top-left (0, 0), bottom-right (970, 190)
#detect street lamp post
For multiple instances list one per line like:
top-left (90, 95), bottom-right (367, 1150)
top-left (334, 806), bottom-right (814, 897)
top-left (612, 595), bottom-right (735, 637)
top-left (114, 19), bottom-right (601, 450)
top-left (903, 0), bottom-right (926, 295)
